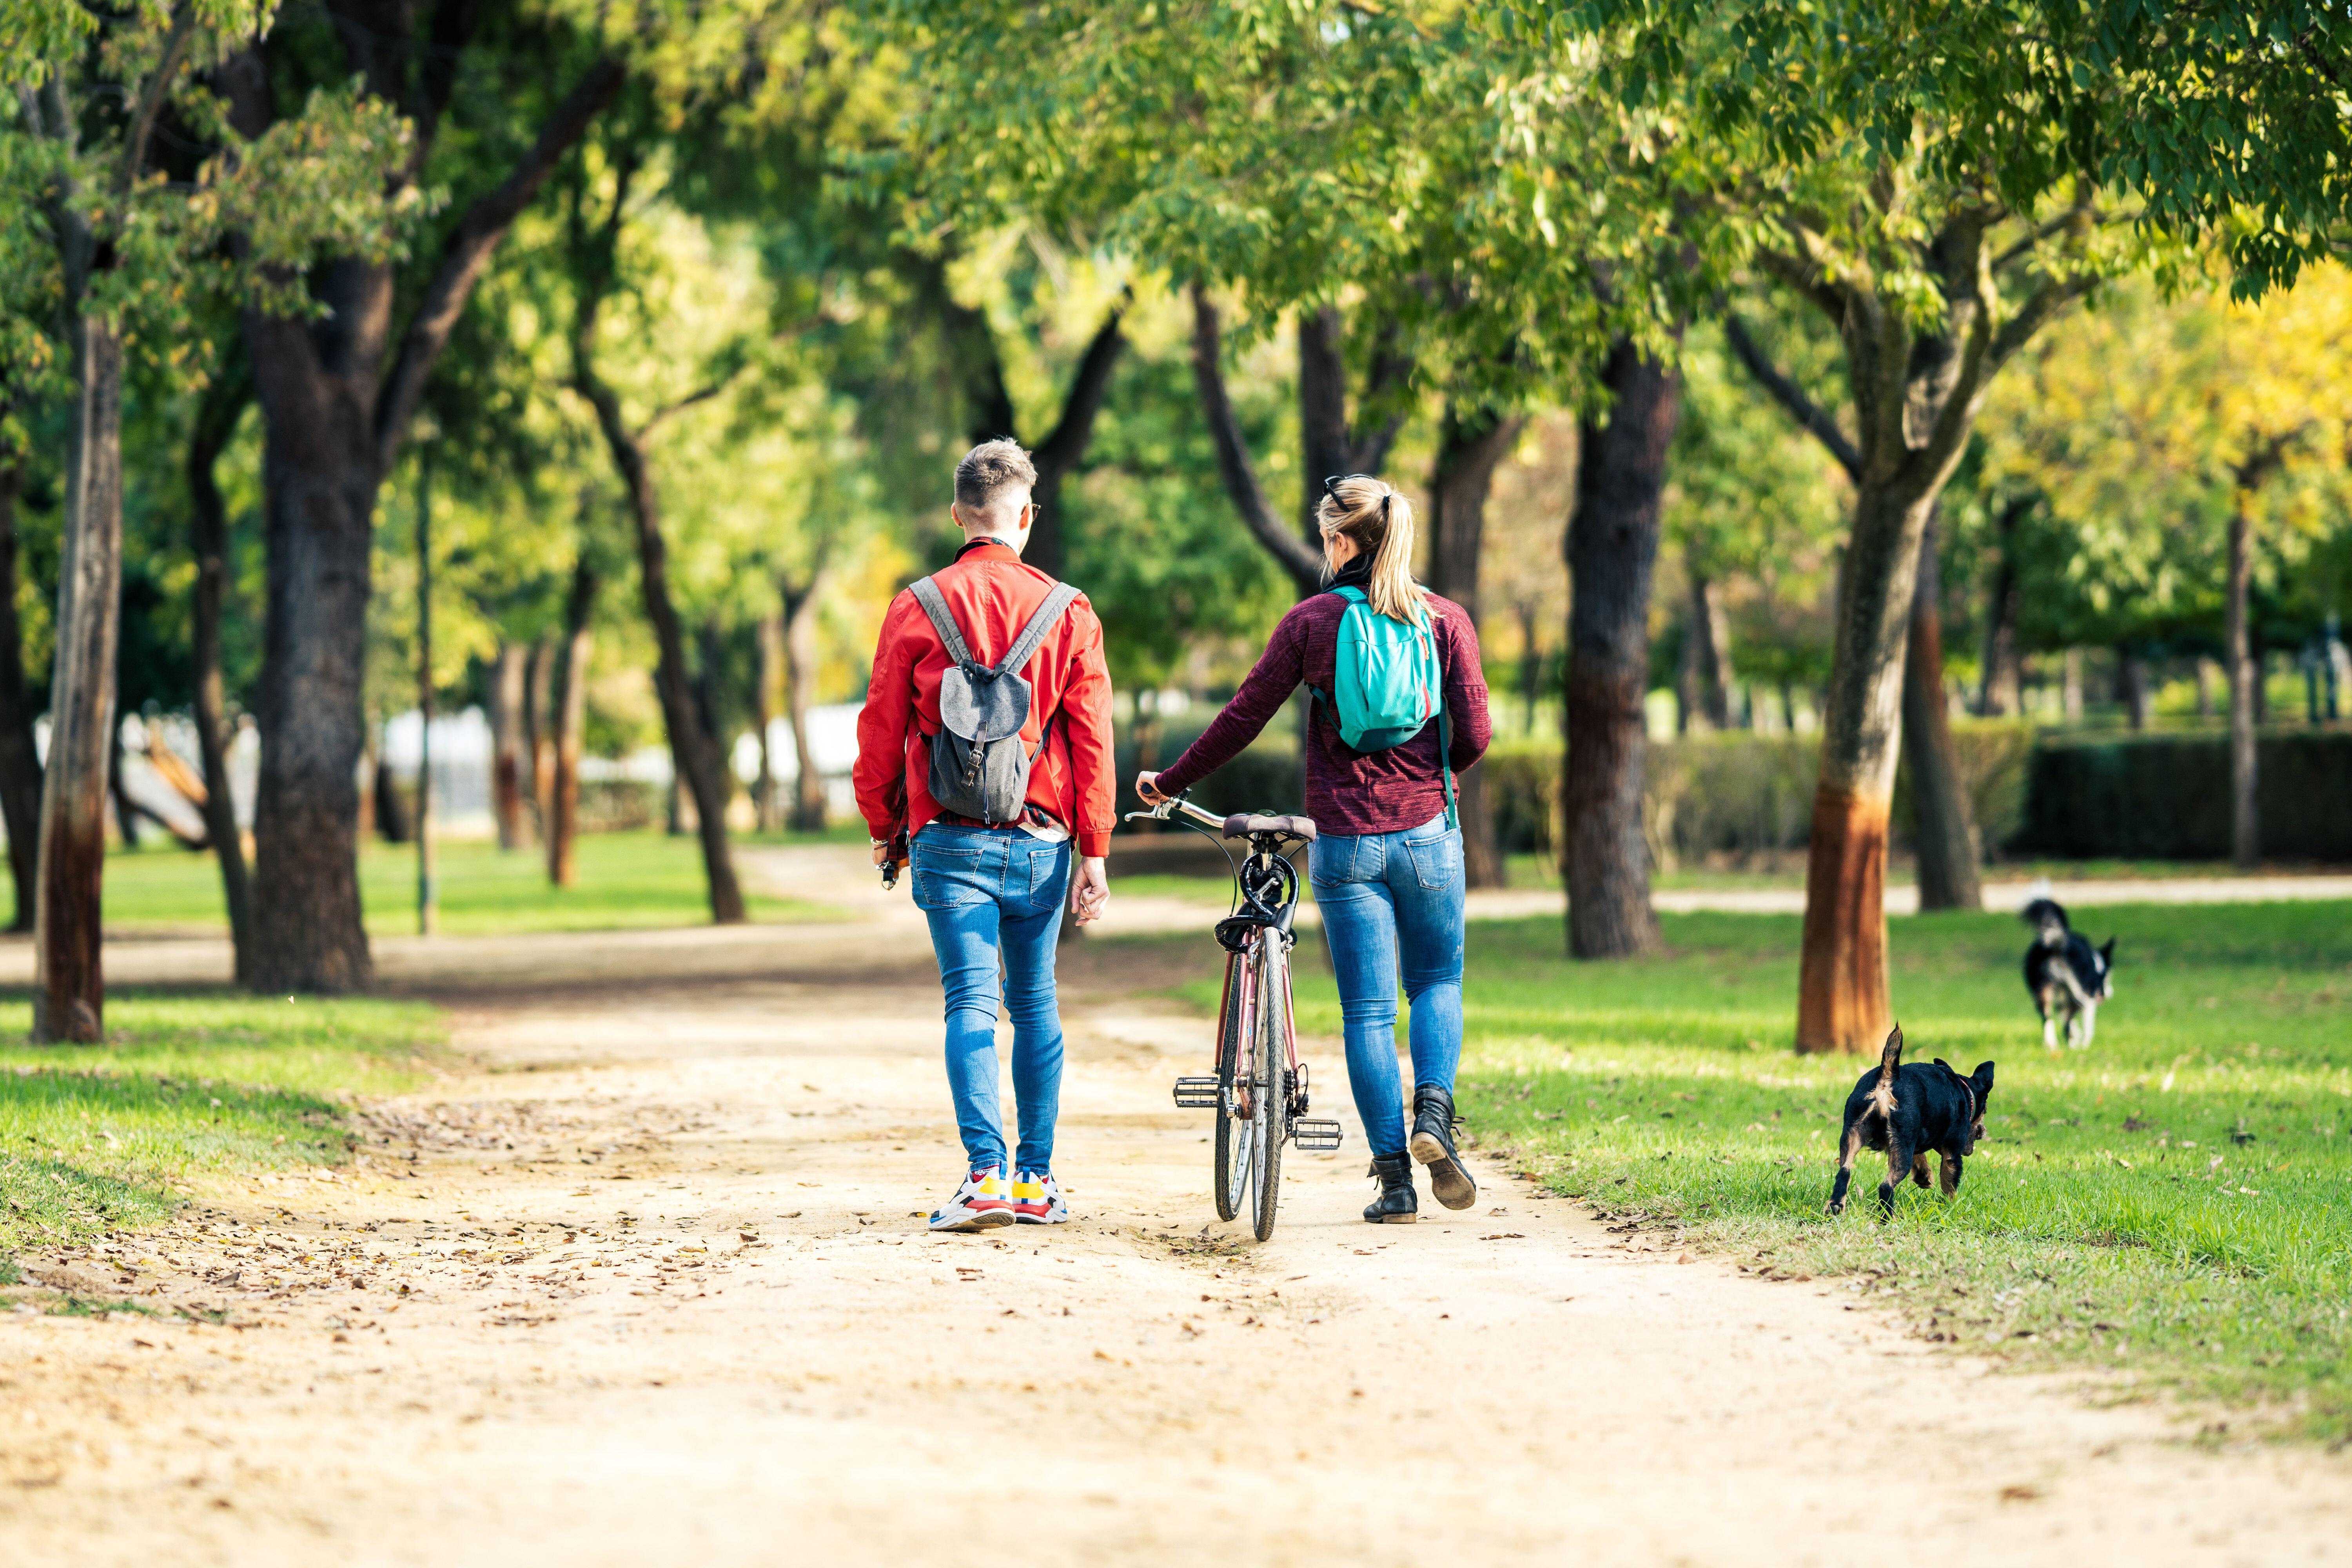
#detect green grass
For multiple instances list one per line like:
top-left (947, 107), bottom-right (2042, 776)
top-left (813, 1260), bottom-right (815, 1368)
top-left (101, 829), bottom-right (840, 935)
top-left (0, 994), bottom-right (443, 1266)
top-left (1148, 900), bottom-right (2352, 1442)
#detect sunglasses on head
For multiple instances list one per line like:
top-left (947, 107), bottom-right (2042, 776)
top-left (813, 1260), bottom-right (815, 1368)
top-left (1323, 474), bottom-right (1392, 516)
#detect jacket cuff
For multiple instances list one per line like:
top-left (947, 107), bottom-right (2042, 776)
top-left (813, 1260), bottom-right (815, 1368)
top-left (1152, 759), bottom-right (1199, 798)
top-left (1077, 831), bottom-right (1110, 858)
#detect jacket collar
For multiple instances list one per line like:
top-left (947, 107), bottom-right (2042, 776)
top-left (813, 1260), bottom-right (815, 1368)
top-left (954, 537), bottom-right (1021, 564)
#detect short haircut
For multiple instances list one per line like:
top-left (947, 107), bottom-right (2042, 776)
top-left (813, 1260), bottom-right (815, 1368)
top-left (954, 438), bottom-right (1038, 515)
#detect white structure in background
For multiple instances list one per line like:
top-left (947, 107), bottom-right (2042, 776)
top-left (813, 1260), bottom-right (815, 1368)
top-left (3, 699), bottom-right (872, 847)
top-left (731, 702), bottom-right (865, 819)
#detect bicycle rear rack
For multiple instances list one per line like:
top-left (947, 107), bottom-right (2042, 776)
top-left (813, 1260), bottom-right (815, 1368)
top-left (1172, 1076), bottom-right (1221, 1110)
top-left (1291, 1118), bottom-right (1343, 1152)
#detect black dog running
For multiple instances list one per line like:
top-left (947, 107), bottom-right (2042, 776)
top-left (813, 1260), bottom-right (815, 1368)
top-left (1827, 1025), bottom-right (1996, 1218)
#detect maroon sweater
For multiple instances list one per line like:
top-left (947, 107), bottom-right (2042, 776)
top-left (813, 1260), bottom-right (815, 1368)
top-left (1155, 585), bottom-right (1492, 837)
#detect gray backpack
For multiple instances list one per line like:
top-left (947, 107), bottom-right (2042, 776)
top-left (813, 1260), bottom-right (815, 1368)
top-left (909, 575), bottom-right (1081, 824)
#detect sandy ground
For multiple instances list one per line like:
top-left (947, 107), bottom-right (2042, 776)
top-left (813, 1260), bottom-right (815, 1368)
top-left (3, 845), bottom-right (2348, 1566)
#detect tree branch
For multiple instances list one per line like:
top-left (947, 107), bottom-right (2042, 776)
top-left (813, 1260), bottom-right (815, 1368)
top-left (374, 55), bottom-right (626, 475)
top-left (1190, 284), bottom-right (1321, 592)
top-left (1986, 272), bottom-right (2095, 371)
top-left (1031, 291), bottom-right (1130, 481)
top-left (1722, 313), bottom-right (1861, 481)
top-left (114, 4), bottom-right (196, 197)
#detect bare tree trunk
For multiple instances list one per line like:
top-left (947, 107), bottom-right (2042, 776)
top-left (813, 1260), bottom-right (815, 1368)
top-left (753, 610), bottom-right (782, 833)
top-left (780, 566), bottom-right (831, 832)
top-left (571, 157), bottom-right (744, 926)
top-left (1976, 496), bottom-right (2027, 716)
top-left (1514, 600), bottom-right (1543, 737)
top-left (1797, 481), bottom-right (1935, 1051)
top-left (1563, 340), bottom-right (1677, 959)
top-left (2228, 503), bottom-right (2258, 868)
top-left (37, 307), bottom-right (128, 1040)
top-left (0, 461), bottom-right (44, 932)
top-left (2062, 648), bottom-right (2084, 721)
top-left (2195, 657), bottom-right (2216, 719)
top-left (1686, 572), bottom-right (1733, 729)
top-left (524, 631), bottom-right (553, 837)
top-left (2116, 645), bottom-right (2152, 730)
top-left (414, 447), bottom-right (437, 935)
top-left (1426, 402), bottom-right (1524, 890)
top-left (373, 748), bottom-right (410, 844)
top-left (1903, 511), bottom-right (1982, 913)
top-left (186, 366), bottom-right (253, 978)
top-left (547, 559), bottom-right (595, 889)
top-left (490, 641), bottom-right (528, 849)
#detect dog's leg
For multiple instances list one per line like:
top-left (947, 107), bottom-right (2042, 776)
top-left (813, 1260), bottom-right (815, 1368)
top-left (2038, 991), bottom-right (2057, 1051)
top-left (1876, 1140), bottom-right (1909, 1218)
top-left (1827, 1121), bottom-right (1863, 1215)
top-left (1910, 1152), bottom-right (1931, 1190)
top-left (1937, 1150), bottom-right (1962, 1198)
top-left (2080, 1000), bottom-right (2097, 1049)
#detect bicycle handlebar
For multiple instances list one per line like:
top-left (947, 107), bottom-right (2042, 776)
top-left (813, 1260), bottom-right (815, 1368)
top-left (1123, 797), bottom-right (1316, 843)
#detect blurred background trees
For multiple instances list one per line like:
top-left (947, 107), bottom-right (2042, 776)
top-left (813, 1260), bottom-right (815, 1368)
top-left (3, 0), bottom-right (2349, 1048)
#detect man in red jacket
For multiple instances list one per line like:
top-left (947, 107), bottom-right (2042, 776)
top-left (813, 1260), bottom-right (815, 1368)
top-left (854, 440), bottom-right (1114, 1232)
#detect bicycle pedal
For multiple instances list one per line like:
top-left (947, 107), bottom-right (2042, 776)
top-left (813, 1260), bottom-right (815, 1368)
top-left (1291, 1118), bottom-right (1343, 1152)
top-left (1172, 1076), bottom-right (1222, 1110)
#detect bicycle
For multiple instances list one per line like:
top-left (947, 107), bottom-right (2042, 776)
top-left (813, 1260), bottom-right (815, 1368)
top-left (1123, 793), bottom-right (1342, 1240)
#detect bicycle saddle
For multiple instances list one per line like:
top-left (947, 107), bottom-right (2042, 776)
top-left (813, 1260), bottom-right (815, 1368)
top-left (1223, 813), bottom-right (1317, 842)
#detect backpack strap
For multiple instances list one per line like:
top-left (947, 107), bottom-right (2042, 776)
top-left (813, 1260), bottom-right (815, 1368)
top-left (993, 581), bottom-right (1082, 678)
top-left (908, 576), bottom-right (977, 670)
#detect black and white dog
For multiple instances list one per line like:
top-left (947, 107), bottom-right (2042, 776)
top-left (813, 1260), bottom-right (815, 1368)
top-left (2021, 896), bottom-right (2114, 1049)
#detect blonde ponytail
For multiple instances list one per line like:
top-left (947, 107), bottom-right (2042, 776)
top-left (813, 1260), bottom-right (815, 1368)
top-left (1316, 475), bottom-right (1426, 625)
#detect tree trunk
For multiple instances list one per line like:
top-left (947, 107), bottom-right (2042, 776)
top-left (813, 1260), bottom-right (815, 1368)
top-left (1563, 340), bottom-right (1677, 959)
top-left (109, 719), bottom-right (142, 849)
top-left (2116, 645), bottom-right (2152, 730)
top-left (414, 448), bottom-right (437, 935)
top-left (2227, 503), bottom-right (2258, 868)
top-left (1902, 511), bottom-right (1982, 913)
top-left (524, 631), bottom-right (553, 837)
top-left (490, 641), bottom-right (528, 849)
top-left (1797, 482), bottom-right (1936, 1051)
top-left (2062, 648), bottom-right (2084, 721)
top-left (36, 310), bottom-right (128, 1040)
top-left (186, 366), bottom-right (253, 979)
top-left (781, 568), bottom-right (830, 833)
top-left (1685, 572), bottom-right (1733, 729)
top-left (753, 610), bottom-right (782, 833)
top-left (1426, 402), bottom-right (1523, 890)
top-left (547, 558), bottom-right (595, 889)
top-left (1514, 601), bottom-right (1544, 738)
top-left (373, 749), bottom-right (410, 844)
top-left (1976, 497), bottom-right (2026, 716)
top-left (583, 425), bottom-right (742, 920)
top-left (2195, 657), bottom-right (2216, 719)
top-left (0, 462), bottom-right (44, 932)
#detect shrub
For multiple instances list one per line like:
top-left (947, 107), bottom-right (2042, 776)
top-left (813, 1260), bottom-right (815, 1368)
top-left (2014, 729), bottom-right (2352, 859)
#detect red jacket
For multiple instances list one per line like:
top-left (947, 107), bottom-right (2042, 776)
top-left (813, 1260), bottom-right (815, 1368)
top-left (854, 541), bottom-right (1116, 857)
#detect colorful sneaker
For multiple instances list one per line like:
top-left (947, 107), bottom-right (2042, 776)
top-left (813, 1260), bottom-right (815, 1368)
top-left (929, 1167), bottom-right (1015, 1232)
top-left (1012, 1169), bottom-right (1069, 1225)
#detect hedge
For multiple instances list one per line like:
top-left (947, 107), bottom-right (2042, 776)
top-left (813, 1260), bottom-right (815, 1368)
top-left (2013, 730), bottom-right (2352, 860)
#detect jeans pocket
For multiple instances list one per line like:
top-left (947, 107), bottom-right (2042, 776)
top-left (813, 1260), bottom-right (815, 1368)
top-left (911, 844), bottom-right (985, 911)
top-left (1309, 835), bottom-right (1362, 887)
top-left (1405, 826), bottom-right (1463, 891)
top-left (1027, 844), bottom-right (1069, 901)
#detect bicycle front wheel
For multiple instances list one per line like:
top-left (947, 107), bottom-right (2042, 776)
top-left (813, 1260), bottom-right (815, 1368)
top-left (1250, 936), bottom-right (1287, 1242)
top-left (1212, 951), bottom-right (1246, 1222)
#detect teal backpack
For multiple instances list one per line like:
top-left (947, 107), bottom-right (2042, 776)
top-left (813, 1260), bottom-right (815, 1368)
top-left (1310, 585), bottom-right (1456, 828)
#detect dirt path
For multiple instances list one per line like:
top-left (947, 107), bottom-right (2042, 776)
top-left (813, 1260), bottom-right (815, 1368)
top-left (4, 846), bottom-right (2347, 1566)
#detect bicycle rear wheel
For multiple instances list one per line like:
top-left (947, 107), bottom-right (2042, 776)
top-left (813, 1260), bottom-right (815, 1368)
top-left (1212, 951), bottom-right (1246, 1222)
top-left (1250, 937), bottom-right (1287, 1241)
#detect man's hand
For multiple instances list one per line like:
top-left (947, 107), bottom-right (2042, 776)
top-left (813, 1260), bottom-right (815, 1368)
top-left (1134, 770), bottom-right (1169, 806)
top-left (1069, 855), bottom-right (1109, 926)
top-left (871, 842), bottom-right (891, 867)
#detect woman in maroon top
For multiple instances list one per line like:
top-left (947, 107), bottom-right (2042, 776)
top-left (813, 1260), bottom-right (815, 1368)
top-left (1140, 476), bottom-right (1492, 1222)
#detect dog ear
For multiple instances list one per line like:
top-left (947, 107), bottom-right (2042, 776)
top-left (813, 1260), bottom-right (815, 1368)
top-left (1973, 1061), bottom-right (1996, 1095)
top-left (2100, 937), bottom-right (2116, 963)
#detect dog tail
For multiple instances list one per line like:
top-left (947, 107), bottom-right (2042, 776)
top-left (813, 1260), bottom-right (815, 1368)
top-left (2019, 895), bottom-right (2069, 949)
top-left (1867, 1025), bottom-right (1903, 1120)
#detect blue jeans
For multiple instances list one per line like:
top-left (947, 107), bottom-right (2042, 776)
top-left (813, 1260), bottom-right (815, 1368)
top-left (1308, 811), bottom-right (1465, 1158)
top-left (909, 824), bottom-right (1071, 1174)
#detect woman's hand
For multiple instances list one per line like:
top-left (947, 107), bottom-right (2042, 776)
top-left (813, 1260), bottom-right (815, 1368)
top-left (1134, 770), bottom-right (1169, 806)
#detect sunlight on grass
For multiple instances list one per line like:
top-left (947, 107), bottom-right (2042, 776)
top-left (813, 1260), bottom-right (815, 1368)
top-left (0, 994), bottom-right (445, 1260)
top-left (1145, 900), bottom-right (2352, 1442)
top-left (100, 830), bottom-right (840, 935)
